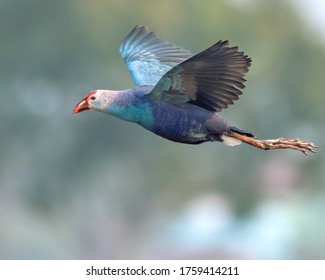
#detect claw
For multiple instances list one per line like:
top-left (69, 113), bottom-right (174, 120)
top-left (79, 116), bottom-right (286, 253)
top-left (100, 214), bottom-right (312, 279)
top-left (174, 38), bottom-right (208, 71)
top-left (263, 138), bottom-right (319, 155)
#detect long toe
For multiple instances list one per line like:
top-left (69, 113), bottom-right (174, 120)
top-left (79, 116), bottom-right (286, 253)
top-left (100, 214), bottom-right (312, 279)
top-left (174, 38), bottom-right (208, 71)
top-left (264, 138), bottom-right (318, 155)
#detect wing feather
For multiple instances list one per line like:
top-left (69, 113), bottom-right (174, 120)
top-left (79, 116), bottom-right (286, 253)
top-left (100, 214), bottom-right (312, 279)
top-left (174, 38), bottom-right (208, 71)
top-left (149, 40), bottom-right (251, 112)
top-left (119, 25), bottom-right (192, 86)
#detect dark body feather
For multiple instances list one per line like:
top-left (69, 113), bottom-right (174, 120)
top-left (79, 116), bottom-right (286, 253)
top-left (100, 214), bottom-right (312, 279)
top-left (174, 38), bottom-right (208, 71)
top-left (149, 101), bottom-right (233, 144)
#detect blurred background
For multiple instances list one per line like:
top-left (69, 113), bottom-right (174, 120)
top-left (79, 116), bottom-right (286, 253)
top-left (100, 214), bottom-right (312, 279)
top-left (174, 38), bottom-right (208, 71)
top-left (1, 0), bottom-right (325, 259)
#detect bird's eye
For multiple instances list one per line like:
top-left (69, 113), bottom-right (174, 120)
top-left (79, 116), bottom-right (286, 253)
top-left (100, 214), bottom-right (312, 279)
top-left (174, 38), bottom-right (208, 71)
top-left (90, 96), bottom-right (96, 101)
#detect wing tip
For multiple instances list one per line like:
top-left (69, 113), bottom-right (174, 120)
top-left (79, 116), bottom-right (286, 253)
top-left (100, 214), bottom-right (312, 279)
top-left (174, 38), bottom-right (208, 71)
top-left (212, 39), bottom-right (252, 66)
top-left (119, 24), bottom-right (151, 55)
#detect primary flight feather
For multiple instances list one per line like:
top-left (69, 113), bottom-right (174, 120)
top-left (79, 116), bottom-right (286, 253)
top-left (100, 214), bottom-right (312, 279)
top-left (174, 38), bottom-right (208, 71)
top-left (73, 25), bottom-right (317, 155)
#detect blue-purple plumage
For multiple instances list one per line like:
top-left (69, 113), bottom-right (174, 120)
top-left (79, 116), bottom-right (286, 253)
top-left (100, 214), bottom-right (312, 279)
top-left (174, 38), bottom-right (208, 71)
top-left (148, 99), bottom-right (232, 144)
top-left (99, 85), bottom-right (237, 144)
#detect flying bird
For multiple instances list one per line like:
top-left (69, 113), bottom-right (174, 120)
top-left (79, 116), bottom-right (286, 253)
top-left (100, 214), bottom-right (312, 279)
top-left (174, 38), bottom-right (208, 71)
top-left (73, 25), bottom-right (317, 155)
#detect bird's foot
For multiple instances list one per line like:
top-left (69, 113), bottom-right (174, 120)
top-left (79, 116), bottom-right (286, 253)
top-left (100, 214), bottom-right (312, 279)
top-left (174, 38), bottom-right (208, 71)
top-left (225, 131), bottom-right (319, 155)
top-left (261, 138), bottom-right (318, 155)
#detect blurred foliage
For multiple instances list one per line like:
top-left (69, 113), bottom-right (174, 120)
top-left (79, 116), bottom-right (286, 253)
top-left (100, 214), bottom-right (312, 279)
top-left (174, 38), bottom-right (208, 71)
top-left (0, 0), bottom-right (324, 259)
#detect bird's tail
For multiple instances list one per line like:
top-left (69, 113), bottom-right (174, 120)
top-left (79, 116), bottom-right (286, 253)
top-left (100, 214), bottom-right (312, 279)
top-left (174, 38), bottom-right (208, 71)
top-left (229, 126), bottom-right (255, 138)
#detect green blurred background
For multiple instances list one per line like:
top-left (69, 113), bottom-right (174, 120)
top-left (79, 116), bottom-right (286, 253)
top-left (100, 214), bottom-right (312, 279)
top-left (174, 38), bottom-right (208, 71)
top-left (1, 0), bottom-right (324, 259)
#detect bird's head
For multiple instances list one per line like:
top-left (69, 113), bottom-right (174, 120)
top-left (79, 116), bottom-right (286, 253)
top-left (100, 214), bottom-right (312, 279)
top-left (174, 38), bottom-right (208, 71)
top-left (73, 90), bottom-right (119, 114)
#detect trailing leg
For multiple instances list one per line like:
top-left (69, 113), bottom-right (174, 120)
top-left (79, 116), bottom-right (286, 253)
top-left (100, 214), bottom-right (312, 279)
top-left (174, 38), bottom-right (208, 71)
top-left (223, 131), bottom-right (318, 155)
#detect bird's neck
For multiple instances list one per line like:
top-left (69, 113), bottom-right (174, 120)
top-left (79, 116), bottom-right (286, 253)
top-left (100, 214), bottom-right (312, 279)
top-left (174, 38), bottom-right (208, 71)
top-left (106, 86), bottom-right (155, 128)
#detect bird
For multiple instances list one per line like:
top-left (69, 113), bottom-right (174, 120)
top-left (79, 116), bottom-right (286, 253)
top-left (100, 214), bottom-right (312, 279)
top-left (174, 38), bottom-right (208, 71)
top-left (73, 25), bottom-right (317, 155)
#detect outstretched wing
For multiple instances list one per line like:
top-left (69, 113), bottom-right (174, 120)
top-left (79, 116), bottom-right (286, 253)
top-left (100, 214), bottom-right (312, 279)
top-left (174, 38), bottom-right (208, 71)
top-left (119, 25), bottom-right (192, 86)
top-left (149, 40), bottom-right (252, 112)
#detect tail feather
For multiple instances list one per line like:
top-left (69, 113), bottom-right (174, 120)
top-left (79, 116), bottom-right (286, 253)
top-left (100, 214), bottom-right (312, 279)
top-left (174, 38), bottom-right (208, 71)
top-left (230, 126), bottom-right (255, 138)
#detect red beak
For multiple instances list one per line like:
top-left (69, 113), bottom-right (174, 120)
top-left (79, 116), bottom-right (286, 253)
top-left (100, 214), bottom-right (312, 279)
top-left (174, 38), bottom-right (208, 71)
top-left (73, 97), bottom-right (90, 114)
